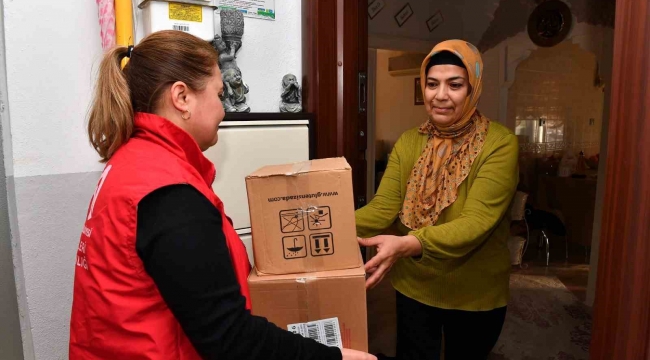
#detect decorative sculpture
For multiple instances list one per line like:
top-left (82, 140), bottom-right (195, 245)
top-left (211, 34), bottom-right (235, 71)
top-left (222, 68), bottom-right (250, 112)
top-left (211, 9), bottom-right (250, 112)
top-left (279, 74), bottom-right (302, 113)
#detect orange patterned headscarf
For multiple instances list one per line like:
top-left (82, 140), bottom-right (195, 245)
top-left (400, 40), bottom-right (490, 230)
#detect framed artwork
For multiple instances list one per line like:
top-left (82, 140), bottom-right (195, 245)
top-left (414, 78), bottom-right (424, 105)
top-left (394, 3), bottom-right (414, 28)
top-left (368, 0), bottom-right (386, 20)
top-left (426, 11), bottom-right (444, 32)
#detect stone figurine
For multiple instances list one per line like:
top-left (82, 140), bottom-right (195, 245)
top-left (211, 34), bottom-right (235, 72)
top-left (211, 9), bottom-right (250, 112)
top-left (279, 74), bottom-right (302, 113)
top-left (222, 68), bottom-right (250, 112)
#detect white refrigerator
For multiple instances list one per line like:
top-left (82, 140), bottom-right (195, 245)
top-left (203, 116), bottom-right (311, 266)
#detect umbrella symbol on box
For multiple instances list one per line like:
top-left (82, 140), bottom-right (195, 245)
top-left (287, 237), bottom-right (303, 252)
top-left (283, 236), bottom-right (307, 259)
top-left (280, 209), bottom-right (305, 233)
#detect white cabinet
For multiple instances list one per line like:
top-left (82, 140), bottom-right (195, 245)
top-left (237, 231), bottom-right (255, 266)
top-left (204, 119), bottom-right (310, 231)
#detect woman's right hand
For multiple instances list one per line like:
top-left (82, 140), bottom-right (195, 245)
top-left (342, 348), bottom-right (377, 360)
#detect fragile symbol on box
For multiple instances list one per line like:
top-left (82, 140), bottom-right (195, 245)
top-left (287, 317), bottom-right (343, 349)
top-left (310, 233), bottom-right (334, 256)
top-left (283, 235), bottom-right (307, 259)
top-left (308, 206), bottom-right (332, 230)
top-left (279, 209), bottom-right (305, 233)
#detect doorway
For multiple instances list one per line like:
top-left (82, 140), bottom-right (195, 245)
top-left (364, 30), bottom-right (612, 360)
top-left (303, 0), bottom-right (650, 357)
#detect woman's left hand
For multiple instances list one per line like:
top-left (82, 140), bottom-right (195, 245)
top-left (357, 235), bottom-right (422, 289)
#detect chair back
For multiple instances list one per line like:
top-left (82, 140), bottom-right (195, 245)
top-left (511, 191), bottom-right (528, 221)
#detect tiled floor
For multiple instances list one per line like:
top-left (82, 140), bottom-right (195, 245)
top-left (516, 234), bottom-right (591, 303)
top-left (365, 234), bottom-right (592, 356)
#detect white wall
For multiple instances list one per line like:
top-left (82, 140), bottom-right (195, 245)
top-left (374, 50), bottom-right (427, 149)
top-left (2, 1), bottom-right (304, 358)
top-left (4, 0), bottom-right (105, 178)
top-left (134, 3), bottom-right (302, 113)
top-left (0, 3), bottom-right (25, 359)
top-left (215, 5), bottom-right (301, 113)
top-left (3, 1), bottom-right (103, 358)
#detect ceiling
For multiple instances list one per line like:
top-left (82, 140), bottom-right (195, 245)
top-left (369, 0), bottom-right (502, 50)
top-left (368, 0), bottom-right (615, 53)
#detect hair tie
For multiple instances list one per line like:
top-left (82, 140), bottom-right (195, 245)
top-left (126, 45), bottom-right (134, 58)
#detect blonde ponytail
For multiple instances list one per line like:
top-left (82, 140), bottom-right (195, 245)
top-left (87, 31), bottom-right (219, 162)
top-left (87, 46), bottom-right (134, 163)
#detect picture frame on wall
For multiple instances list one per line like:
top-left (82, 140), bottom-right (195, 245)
top-left (414, 78), bottom-right (424, 105)
top-left (368, 0), bottom-right (386, 20)
top-left (394, 3), bottom-right (414, 28)
top-left (426, 11), bottom-right (444, 32)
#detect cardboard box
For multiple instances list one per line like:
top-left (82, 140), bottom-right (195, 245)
top-left (246, 158), bottom-right (363, 275)
top-left (248, 265), bottom-right (368, 352)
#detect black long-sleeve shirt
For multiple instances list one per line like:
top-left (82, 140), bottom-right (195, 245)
top-left (136, 184), bottom-right (343, 360)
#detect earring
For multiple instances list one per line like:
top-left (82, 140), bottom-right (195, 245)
top-left (181, 110), bottom-right (191, 120)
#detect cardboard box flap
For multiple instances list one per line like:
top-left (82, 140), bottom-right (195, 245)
top-left (247, 157), bottom-right (351, 178)
top-left (248, 266), bottom-right (365, 283)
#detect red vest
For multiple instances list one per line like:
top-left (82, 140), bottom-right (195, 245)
top-left (69, 113), bottom-right (252, 359)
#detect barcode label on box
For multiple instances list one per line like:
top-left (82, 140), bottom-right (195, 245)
top-left (287, 317), bottom-right (342, 349)
top-left (173, 24), bottom-right (190, 32)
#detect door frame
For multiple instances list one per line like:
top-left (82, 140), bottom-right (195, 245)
top-left (589, 0), bottom-right (650, 358)
top-left (302, 0), bottom-right (368, 209)
top-left (366, 48), bottom-right (377, 203)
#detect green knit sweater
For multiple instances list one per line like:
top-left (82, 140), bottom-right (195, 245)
top-left (356, 121), bottom-right (518, 311)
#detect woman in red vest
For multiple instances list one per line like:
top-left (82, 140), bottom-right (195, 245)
top-left (69, 30), bottom-right (375, 360)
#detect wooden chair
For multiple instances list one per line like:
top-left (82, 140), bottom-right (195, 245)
top-left (508, 191), bottom-right (530, 267)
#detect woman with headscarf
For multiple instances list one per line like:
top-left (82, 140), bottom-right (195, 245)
top-left (355, 40), bottom-right (518, 359)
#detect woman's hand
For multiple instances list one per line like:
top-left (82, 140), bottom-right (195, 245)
top-left (342, 348), bottom-right (378, 360)
top-left (357, 235), bottom-right (422, 289)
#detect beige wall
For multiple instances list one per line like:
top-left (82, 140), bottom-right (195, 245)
top-left (479, 23), bottom-right (614, 128)
top-left (374, 50), bottom-right (428, 154)
top-left (509, 42), bottom-right (605, 158)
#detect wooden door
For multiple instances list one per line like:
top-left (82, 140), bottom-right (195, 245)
top-left (302, 0), bottom-right (368, 209)
top-left (590, 0), bottom-right (650, 358)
